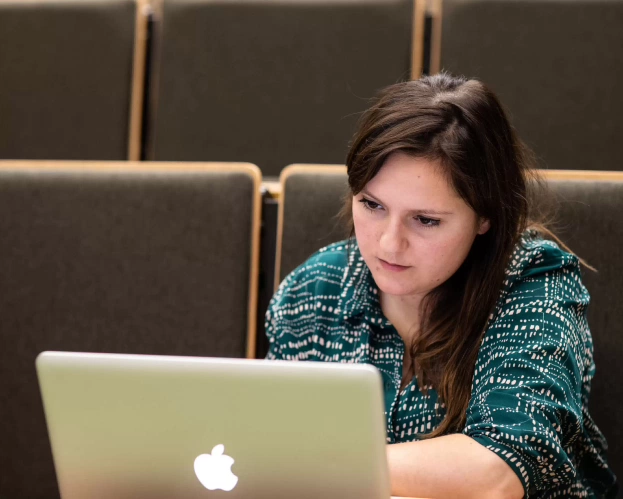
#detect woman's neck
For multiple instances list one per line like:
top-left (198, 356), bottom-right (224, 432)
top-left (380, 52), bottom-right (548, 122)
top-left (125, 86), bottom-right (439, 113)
top-left (379, 291), bottom-right (423, 345)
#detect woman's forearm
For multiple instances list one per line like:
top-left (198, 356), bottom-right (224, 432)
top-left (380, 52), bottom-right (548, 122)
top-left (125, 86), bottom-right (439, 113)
top-left (387, 434), bottom-right (524, 499)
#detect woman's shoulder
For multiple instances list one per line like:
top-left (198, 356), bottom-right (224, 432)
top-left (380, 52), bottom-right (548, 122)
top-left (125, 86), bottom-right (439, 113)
top-left (276, 240), bottom-right (351, 294)
top-left (270, 240), bottom-right (353, 313)
top-left (301, 240), bottom-right (352, 271)
top-left (503, 230), bottom-right (587, 301)
top-left (486, 230), bottom-right (591, 353)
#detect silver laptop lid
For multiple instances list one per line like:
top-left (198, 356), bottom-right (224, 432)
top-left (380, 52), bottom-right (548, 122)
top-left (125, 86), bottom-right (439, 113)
top-left (36, 352), bottom-right (390, 499)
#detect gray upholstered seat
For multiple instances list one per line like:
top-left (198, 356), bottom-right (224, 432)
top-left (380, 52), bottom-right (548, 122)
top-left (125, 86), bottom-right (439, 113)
top-left (275, 165), bottom-right (349, 285)
top-left (275, 166), bottom-right (623, 481)
top-left (0, 161), bottom-right (261, 498)
top-left (0, 0), bottom-right (144, 160)
top-left (147, 0), bottom-right (423, 175)
top-left (432, 0), bottom-right (623, 171)
top-left (543, 172), bottom-right (623, 483)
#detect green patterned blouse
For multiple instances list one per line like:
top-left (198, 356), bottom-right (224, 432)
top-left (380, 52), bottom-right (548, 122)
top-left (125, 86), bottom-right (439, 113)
top-left (265, 232), bottom-right (617, 498)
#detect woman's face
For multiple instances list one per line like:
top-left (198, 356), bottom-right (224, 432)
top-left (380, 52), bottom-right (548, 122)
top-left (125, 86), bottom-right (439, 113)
top-left (352, 151), bottom-right (490, 300)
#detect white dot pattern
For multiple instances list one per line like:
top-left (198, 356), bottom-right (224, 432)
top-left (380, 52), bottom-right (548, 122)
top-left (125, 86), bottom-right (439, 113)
top-left (265, 233), bottom-right (617, 498)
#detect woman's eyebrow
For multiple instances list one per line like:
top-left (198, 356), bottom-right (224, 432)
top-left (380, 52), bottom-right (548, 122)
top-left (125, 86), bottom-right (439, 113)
top-left (360, 188), bottom-right (453, 216)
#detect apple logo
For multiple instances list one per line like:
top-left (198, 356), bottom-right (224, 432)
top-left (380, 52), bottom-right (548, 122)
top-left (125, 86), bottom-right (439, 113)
top-left (194, 444), bottom-right (239, 491)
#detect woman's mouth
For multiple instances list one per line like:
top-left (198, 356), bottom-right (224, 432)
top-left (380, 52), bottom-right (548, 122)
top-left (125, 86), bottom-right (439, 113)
top-left (378, 258), bottom-right (411, 272)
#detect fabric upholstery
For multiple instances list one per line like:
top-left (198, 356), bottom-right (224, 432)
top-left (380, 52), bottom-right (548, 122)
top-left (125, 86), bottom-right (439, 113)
top-left (439, 0), bottom-right (623, 171)
top-left (150, 0), bottom-right (414, 175)
top-left (278, 168), bottom-right (349, 282)
top-left (0, 164), bottom-right (258, 498)
top-left (0, 0), bottom-right (136, 160)
top-left (544, 179), bottom-right (623, 483)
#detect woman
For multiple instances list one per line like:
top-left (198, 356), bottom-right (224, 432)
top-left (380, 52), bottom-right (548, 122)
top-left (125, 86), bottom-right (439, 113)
top-left (265, 73), bottom-right (618, 498)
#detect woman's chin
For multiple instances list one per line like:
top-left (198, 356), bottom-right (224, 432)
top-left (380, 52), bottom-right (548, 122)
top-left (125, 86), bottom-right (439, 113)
top-left (373, 276), bottom-right (420, 298)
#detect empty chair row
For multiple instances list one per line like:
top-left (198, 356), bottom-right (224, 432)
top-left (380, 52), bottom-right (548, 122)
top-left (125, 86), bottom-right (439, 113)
top-left (2, 0), bottom-right (623, 173)
top-left (0, 0), bottom-right (420, 172)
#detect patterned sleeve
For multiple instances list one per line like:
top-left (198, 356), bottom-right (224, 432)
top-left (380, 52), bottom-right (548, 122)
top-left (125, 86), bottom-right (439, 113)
top-left (463, 247), bottom-right (591, 496)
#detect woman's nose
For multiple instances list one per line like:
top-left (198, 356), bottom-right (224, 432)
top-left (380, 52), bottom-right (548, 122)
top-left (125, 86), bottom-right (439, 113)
top-left (379, 219), bottom-right (407, 254)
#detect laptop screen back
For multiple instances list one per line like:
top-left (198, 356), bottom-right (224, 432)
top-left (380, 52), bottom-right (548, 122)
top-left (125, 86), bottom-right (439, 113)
top-left (36, 352), bottom-right (390, 499)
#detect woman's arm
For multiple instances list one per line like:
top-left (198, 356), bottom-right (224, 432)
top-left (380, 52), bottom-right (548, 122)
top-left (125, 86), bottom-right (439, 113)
top-left (387, 434), bottom-right (524, 499)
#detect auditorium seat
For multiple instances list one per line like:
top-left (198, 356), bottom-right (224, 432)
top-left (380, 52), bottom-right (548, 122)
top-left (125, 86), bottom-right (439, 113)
top-left (430, 0), bottom-right (623, 171)
top-left (0, 160), bottom-right (261, 498)
top-left (0, 0), bottom-right (148, 161)
top-left (146, 0), bottom-right (425, 175)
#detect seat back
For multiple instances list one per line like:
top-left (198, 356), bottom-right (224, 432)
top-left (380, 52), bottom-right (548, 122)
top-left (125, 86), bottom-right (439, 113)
top-left (0, 0), bottom-right (146, 160)
top-left (275, 165), bottom-right (348, 285)
top-left (0, 161), bottom-right (261, 498)
top-left (148, 0), bottom-right (423, 175)
top-left (432, 0), bottom-right (623, 171)
top-left (541, 171), bottom-right (623, 481)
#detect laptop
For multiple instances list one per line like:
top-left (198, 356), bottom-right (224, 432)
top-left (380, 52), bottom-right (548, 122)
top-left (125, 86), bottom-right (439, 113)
top-left (36, 351), bottom-right (391, 499)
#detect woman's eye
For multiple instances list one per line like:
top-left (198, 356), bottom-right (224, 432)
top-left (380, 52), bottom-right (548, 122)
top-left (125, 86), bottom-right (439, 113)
top-left (359, 198), bottom-right (382, 211)
top-left (416, 216), bottom-right (440, 227)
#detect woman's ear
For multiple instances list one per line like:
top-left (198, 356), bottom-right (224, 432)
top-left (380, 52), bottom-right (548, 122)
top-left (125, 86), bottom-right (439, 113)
top-left (477, 218), bottom-right (491, 235)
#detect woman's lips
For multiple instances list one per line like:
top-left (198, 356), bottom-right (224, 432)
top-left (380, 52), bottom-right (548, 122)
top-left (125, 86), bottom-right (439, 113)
top-left (378, 258), bottom-right (411, 272)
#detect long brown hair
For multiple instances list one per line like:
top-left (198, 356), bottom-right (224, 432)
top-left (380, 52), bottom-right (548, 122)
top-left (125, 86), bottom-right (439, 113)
top-left (345, 73), bottom-right (539, 437)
